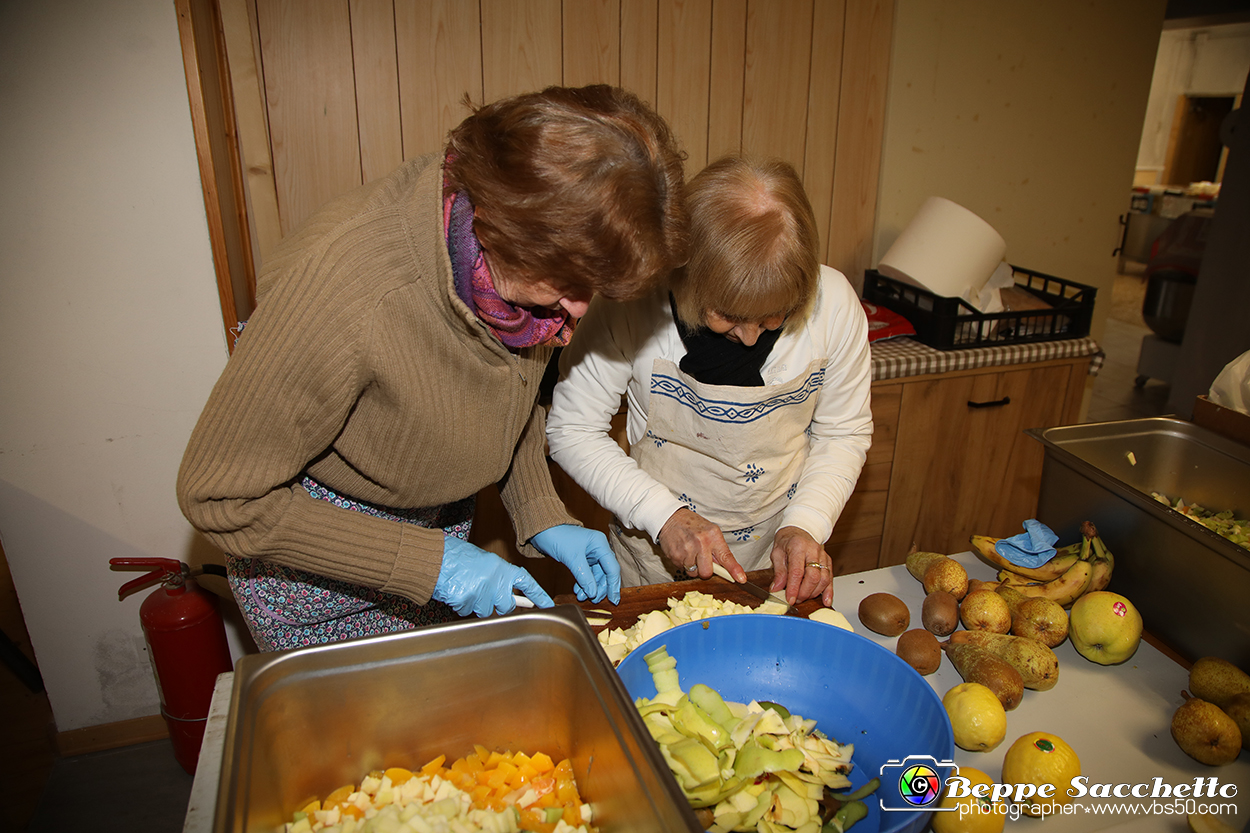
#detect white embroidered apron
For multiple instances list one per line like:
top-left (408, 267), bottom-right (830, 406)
top-left (610, 357), bottom-right (826, 586)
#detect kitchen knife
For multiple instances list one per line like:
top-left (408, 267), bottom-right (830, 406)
top-left (711, 563), bottom-right (797, 615)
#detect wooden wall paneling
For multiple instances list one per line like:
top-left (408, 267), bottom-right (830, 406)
top-left (255, 0), bottom-right (363, 237)
top-left (741, 0), bottom-right (814, 172)
top-left (826, 0), bottom-right (892, 291)
top-left (563, 0), bottom-right (620, 86)
top-left (827, 536), bottom-right (880, 576)
top-left (349, 0), bottom-right (404, 182)
top-left (803, 0), bottom-right (846, 266)
top-left (177, 0), bottom-right (257, 340)
top-left (480, 0), bottom-right (564, 102)
top-left (707, 0), bottom-right (746, 162)
top-left (619, 0), bottom-right (659, 103)
top-left (394, 0), bottom-right (483, 160)
top-left (219, 0), bottom-right (283, 272)
top-left (656, 0), bottom-right (713, 171)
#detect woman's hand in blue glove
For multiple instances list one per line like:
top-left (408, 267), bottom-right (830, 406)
top-left (432, 536), bottom-right (554, 618)
top-left (530, 525), bottom-right (622, 605)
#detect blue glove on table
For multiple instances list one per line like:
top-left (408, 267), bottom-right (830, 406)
top-left (432, 536), bottom-right (554, 618)
top-left (995, 519), bottom-right (1060, 568)
top-left (531, 525), bottom-right (622, 605)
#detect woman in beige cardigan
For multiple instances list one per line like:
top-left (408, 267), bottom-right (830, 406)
top-left (177, 86), bottom-right (687, 651)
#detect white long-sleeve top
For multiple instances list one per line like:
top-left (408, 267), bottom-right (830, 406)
top-left (547, 264), bottom-right (874, 547)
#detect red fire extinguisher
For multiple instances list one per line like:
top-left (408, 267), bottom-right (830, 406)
top-left (110, 557), bottom-right (234, 775)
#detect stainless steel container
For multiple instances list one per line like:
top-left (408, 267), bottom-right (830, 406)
top-left (214, 605), bottom-right (698, 833)
top-left (1028, 418), bottom-right (1250, 668)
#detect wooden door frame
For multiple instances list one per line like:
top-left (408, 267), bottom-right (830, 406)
top-left (176, 0), bottom-right (270, 350)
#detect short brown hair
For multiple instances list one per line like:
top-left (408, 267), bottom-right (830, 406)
top-left (445, 85), bottom-right (688, 301)
top-left (670, 156), bottom-right (819, 328)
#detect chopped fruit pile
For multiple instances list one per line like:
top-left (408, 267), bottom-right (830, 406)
top-left (1152, 492), bottom-right (1249, 550)
top-left (281, 747), bottom-right (595, 833)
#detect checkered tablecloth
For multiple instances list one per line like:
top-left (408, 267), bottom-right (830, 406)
top-left (870, 336), bottom-right (1104, 382)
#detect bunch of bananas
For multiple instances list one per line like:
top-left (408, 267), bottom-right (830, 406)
top-left (969, 521), bottom-right (1115, 608)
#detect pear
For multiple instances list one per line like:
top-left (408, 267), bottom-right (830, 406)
top-left (1221, 692), bottom-right (1250, 751)
top-left (997, 584), bottom-right (1069, 648)
top-left (947, 630), bottom-right (1059, 691)
top-left (966, 578), bottom-right (1002, 594)
top-left (942, 642), bottom-right (1023, 711)
top-left (1171, 695), bottom-right (1242, 766)
top-left (1188, 657), bottom-right (1250, 710)
top-left (958, 588), bottom-right (1011, 634)
top-left (905, 548), bottom-right (947, 583)
top-left (923, 557), bottom-right (969, 599)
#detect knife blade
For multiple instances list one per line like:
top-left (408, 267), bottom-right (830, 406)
top-left (711, 563), bottom-right (798, 615)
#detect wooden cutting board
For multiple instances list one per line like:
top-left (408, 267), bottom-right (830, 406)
top-left (554, 569), bottom-right (825, 635)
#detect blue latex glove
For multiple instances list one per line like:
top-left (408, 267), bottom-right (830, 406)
top-left (432, 536), bottom-right (554, 618)
top-left (531, 525), bottom-right (622, 605)
top-left (995, 519), bottom-right (1060, 568)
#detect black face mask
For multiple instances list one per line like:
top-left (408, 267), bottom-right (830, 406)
top-left (670, 295), bottom-right (783, 387)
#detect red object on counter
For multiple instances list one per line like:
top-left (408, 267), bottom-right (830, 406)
top-left (111, 558), bottom-right (234, 775)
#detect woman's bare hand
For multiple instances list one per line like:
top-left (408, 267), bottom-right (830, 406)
top-left (658, 508), bottom-right (746, 581)
top-left (768, 526), bottom-right (833, 606)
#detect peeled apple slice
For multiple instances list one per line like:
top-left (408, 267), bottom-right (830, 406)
top-left (597, 590), bottom-right (786, 665)
top-left (809, 608), bottom-right (854, 631)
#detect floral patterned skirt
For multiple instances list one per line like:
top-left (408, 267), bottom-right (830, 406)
top-left (226, 476), bottom-right (473, 652)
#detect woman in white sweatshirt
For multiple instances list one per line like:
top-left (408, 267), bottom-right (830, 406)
top-left (547, 156), bottom-right (873, 607)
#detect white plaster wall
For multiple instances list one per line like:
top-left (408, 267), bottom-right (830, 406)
top-left (0, 0), bottom-right (235, 730)
top-left (1136, 23), bottom-right (1250, 174)
top-left (876, 0), bottom-right (1167, 347)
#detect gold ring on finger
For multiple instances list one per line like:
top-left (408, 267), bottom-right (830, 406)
top-left (806, 562), bottom-right (828, 570)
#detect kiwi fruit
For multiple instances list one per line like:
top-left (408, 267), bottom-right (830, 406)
top-left (858, 592), bottom-right (911, 636)
top-left (922, 590), bottom-right (959, 636)
top-left (896, 628), bottom-right (941, 675)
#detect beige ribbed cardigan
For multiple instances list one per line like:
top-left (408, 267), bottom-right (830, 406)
top-left (177, 153), bottom-right (574, 604)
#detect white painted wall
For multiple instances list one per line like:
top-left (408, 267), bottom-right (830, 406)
top-left (876, 0), bottom-right (1167, 348)
top-left (0, 0), bottom-right (237, 730)
top-left (1136, 22), bottom-right (1250, 175)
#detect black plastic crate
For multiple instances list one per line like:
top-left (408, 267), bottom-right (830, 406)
top-left (862, 265), bottom-right (1097, 350)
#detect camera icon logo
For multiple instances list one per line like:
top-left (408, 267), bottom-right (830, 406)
top-left (878, 755), bottom-right (959, 812)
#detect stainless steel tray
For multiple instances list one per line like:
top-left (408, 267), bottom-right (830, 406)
top-left (214, 605), bottom-right (699, 833)
top-left (1029, 417), bottom-right (1250, 666)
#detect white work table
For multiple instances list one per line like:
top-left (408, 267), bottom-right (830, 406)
top-left (834, 552), bottom-right (1249, 832)
top-left (186, 552), bottom-right (1250, 832)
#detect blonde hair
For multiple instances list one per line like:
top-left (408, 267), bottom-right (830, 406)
top-left (670, 156), bottom-right (818, 328)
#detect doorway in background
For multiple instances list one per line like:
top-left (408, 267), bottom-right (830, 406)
top-left (1162, 94), bottom-right (1236, 185)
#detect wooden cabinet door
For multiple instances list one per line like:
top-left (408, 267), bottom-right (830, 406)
top-left (824, 382), bottom-right (900, 574)
top-left (879, 363), bottom-right (1079, 564)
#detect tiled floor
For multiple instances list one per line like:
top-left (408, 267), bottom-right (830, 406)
top-left (28, 740), bottom-right (195, 832)
top-left (1085, 268), bottom-right (1175, 424)
top-left (8, 265), bottom-right (1174, 833)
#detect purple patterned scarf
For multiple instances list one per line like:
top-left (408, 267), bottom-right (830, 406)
top-left (442, 174), bottom-right (574, 349)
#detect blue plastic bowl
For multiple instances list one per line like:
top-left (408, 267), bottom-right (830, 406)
top-left (616, 615), bottom-right (954, 833)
